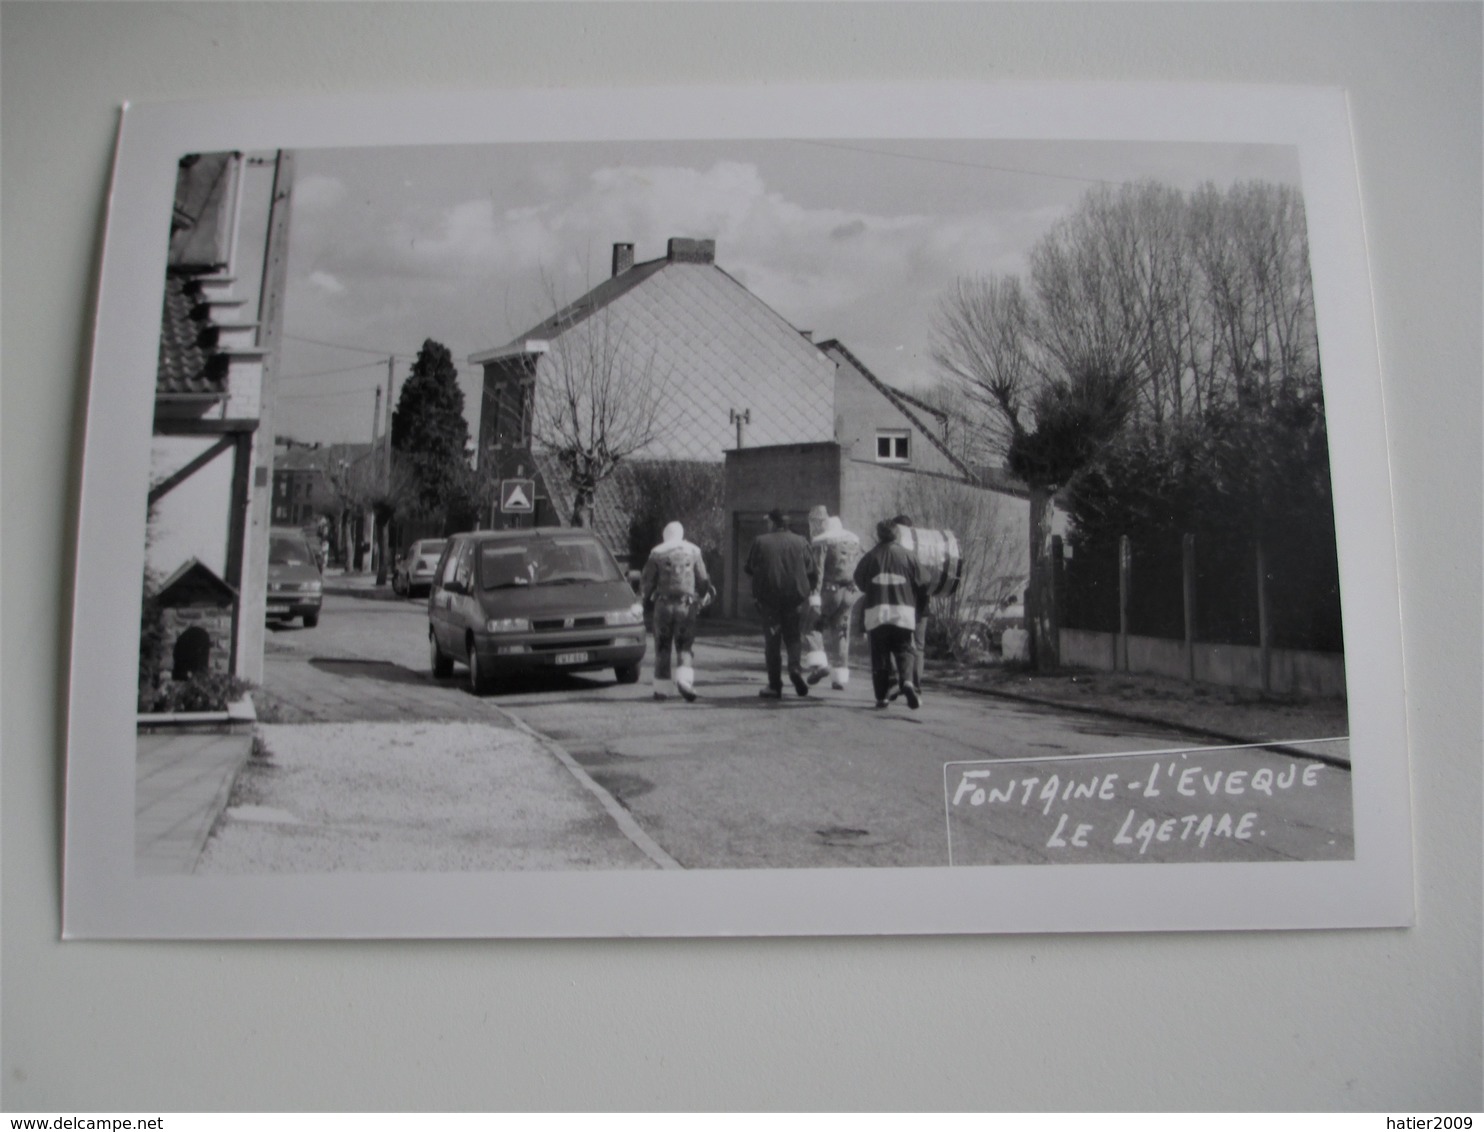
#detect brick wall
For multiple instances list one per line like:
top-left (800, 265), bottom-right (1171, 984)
top-left (160, 605), bottom-right (234, 678)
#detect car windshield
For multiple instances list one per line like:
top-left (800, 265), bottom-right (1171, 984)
top-left (477, 536), bottom-right (622, 589)
top-left (417, 540), bottom-right (446, 558)
top-left (269, 534), bottom-right (314, 566)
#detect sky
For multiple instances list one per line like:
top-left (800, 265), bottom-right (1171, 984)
top-left (272, 137), bottom-right (1301, 445)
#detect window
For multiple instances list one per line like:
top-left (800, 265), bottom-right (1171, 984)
top-left (876, 430), bottom-right (910, 463)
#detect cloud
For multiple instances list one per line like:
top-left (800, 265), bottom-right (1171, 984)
top-left (293, 174), bottom-right (347, 213)
top-left (307, 270), bottom-right (345, 294)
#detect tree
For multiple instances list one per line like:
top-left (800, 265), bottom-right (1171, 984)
top-left (934, 177), bottom-right (1326, 670)
top-left (391, 339), bottom-right (470, 519)
top-left (934, 274), bottom-right (1136, 670)
top-left (529, 302), bottom-right (674, 527)
top-left (325, 448), bottom-right (416, 585)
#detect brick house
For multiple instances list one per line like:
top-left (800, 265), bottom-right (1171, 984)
top-left (148, 150), bottom-right (291, 682)
top-left (468, 237), bottom-right (1030, 605)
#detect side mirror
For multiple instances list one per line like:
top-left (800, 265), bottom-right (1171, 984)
top-left (442, 578), bottom-right (465, 596)
top-left (626, 569), bottom-right (642, 594)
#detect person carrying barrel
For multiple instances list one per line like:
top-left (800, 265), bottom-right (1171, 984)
top-left (891, 513), bottom-right (931, 699)
top-left (806, 514), bottom-right (864, 690)
top-left (640, 520), bottom-right (713, 702)
top-left (853, 518), bottom-right (928, 709)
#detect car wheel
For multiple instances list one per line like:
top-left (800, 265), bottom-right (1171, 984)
top-left (614, 662), bottom-right (641, 685)
top-left (430, 629), bottom-right (453, 678)
top-left (392, 572), bottom-right (408, 597)
top-left (467, 639), bottom-right (493, 695)
top-left (302, 611), bottom-right (320, 629)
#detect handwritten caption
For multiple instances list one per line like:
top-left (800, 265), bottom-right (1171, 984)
top-left (949, 757), bottom-right (1327, 856)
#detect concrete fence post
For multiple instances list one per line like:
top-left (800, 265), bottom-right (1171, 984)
top-left (1182, 532), bottom-right (1197, 682)
top-left (1257, 540), bottom-right (1272, 693)
top-left (1118, 534), bottom-right (1131, 673)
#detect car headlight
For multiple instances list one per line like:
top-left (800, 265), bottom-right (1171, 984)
top-left (304, 580), bottom-right (322, 594)
top-left (605, 603), bottom-right (645, 626)
top-left (485, 617), bottom-right (531, 633)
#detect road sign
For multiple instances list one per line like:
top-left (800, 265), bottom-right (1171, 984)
top-left (500, 478), bottom-right (535, 514)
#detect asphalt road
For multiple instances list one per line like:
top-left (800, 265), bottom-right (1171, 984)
top-left (250, 590), bottom-right (1354, 869)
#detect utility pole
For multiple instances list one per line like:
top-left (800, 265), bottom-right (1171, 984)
top-left (237, 149), bottom-right (295, 684)
top-left (384, 354), bottom-right (395, 479)
top-left (371, 386), bottom-right (382, 445)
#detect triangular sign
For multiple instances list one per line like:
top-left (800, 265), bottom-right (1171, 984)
top-left (501, 479), bottom-right (534, 512)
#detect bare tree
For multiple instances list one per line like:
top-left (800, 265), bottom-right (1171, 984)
top-left (325, 449), bottom-right (416, 584)
top-left (528, 300), bottom-right (674, 528)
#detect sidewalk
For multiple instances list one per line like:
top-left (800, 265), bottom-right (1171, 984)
top-left (320, 567), bottom-right (406, 602)
top-left (136, 723), bottom-right (255, 874)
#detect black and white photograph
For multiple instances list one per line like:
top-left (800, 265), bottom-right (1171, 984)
top-left (65, 83), bottom-right (1411, 938)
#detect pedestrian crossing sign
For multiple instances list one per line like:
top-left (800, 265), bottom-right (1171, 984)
top-left (500, 478), bottom-right (535, 514)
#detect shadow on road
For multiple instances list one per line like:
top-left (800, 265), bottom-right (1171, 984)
top-left (309, 658), bottom-right (433, 687)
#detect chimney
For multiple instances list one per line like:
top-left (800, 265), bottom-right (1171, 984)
top-left (666, 237), bottom-right (716, 265)
top-left (611, 242), bottom-right (635, 277)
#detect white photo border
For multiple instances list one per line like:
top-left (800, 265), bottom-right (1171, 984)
top-left (63, 82), bottom-right (1413, 938)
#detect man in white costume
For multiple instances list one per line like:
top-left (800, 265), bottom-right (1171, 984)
top-left (640, 521), bottom-right (713, 702)
top-left (805, 513), bottom-right (864, 690)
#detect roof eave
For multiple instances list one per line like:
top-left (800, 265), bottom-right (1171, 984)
top-left (469, 339), bottom-right (550, 366)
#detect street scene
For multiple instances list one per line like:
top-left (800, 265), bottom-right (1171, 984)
top-left (135, 134), bottom-right (1354, 881)
top-left (159, 583), bottom-right (1351, 874)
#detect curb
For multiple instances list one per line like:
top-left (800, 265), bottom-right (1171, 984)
top-left (933, 679), bottom-right (1351, 768)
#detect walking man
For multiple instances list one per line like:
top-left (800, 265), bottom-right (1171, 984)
top-left (640, 521), bottom-right (713, 702)
top-left (744, 508), bottom-right (817, 699)
top-left (801, 505), bottom-right (832, 682)
top-left (854, 519), bottom-right (928, 709)
top-left (806, 514), bottom-right (864, 689)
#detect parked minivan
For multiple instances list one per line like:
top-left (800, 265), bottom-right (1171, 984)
top-left (427, 528), bottom-right (646, 694)
top-left (267, 526), bottom-right (323, 628)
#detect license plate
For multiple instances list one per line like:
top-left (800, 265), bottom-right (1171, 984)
top-left (553, 651), bottom-right (589, 666)
top-left (267, 603), bottom-right (291, 614)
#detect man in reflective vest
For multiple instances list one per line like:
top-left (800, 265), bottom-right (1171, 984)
top-left (805, 514), bottom-right (864, 690)
top-left (640, 521), bottom-right (713, 702)
top-left (853, 519), bottom-right (928, 709)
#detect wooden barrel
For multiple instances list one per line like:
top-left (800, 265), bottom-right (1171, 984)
top-left (897, 526), bottom-right (963, 597)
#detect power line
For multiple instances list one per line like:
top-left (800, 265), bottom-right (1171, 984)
top-left (280, 361), bottom-right (387, 382)
top-left (285, 332), bottom-right (411, 358)
top-left (278, 388), bottom-right (378, 402)
top-left (792, 139), bottom-right (1124, 188)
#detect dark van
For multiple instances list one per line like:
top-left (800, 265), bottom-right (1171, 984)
top-left (427, 528), bottom-right (646, 694)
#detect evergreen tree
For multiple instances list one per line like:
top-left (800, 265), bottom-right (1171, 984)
top-left (390, 339), bottom-right (470, 516)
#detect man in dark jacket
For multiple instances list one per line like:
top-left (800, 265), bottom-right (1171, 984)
top-left (744, 508), bottom-right (818, 698)
top-left (854, 519), bottom-right (928, 709)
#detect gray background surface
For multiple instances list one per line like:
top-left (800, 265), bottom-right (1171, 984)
top-left (2, 1), bottom-right (1479, 1111)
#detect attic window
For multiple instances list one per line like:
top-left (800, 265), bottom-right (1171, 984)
top-left (876, 430), bottom-right (910, 463)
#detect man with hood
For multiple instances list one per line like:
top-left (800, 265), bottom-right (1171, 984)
top-left (805, 514), bottom-right (864, 690)
top-left (640, 520), bottom-right (713, 702)
top-left (853, 518), bottom-right (928, 709)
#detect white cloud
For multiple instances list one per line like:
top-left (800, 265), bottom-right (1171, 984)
top-left (293, 174), bottom-right (347, 213)
top-left (307, 270), bottom-right (345, 294)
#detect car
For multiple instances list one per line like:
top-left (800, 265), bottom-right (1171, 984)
top-left (267, 527), bottom-right (323, 627)
top-left (393, 538), bottom-right (448, 598)
top-left (427, 528), bottom-right (647, 694)
top-left (987, 588), bottom-right (1026, 651)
